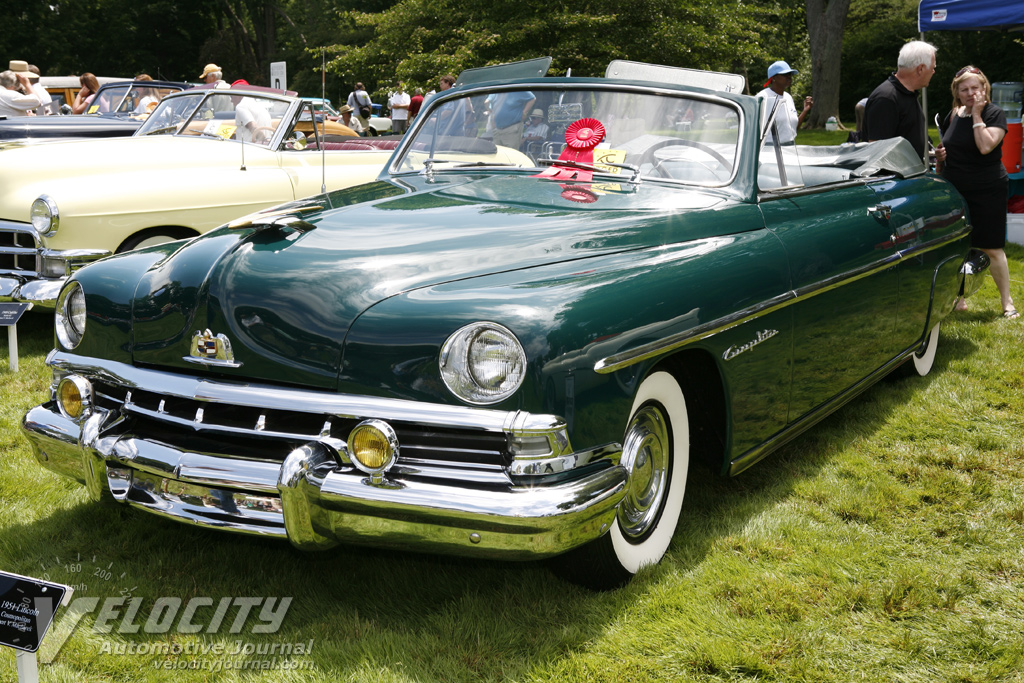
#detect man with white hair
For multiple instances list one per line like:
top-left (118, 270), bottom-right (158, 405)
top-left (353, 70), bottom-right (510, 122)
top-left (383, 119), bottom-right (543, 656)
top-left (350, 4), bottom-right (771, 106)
top-left (200, 63), bottom-right (227, 87)
top-left (863, 40), bottom-right (938, 162)
top-left (0, 67), bottom-right (41, 118)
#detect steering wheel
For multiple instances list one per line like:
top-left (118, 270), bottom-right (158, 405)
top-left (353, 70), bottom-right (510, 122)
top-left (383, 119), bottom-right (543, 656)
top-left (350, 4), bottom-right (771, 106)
top-left (252, 126), bottom-right (276, 144)
top-left (638, 138), bottom-right (733, 177)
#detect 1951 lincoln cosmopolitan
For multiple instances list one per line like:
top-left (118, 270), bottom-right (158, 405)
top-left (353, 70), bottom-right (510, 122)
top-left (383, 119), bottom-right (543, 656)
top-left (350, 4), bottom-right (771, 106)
top-left (23, 59), bottom-right (988, 589)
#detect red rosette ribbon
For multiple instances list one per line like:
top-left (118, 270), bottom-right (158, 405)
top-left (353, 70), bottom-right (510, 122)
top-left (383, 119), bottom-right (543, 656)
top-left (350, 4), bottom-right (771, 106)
top-left (559, 185), bottom-right (598, 204)
top-left (534, 117), bottom-right (606, 182)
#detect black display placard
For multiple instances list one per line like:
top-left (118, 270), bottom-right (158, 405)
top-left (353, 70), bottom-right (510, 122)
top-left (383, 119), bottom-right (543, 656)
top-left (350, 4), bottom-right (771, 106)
top-left (0, 571), bottom-right (68, 653)
top-left (0, 303), bottom-right (31, 327)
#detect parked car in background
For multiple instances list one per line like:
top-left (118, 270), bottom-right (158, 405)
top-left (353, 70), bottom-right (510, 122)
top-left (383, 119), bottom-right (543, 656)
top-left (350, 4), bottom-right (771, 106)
top-left (303, 97), bottom-right (341, 120)
top-left (0, 84), bottom-right (387, 309)
top-left (0, 79), bottom-right (190, 143)
top-left (22, 59), bottom-right (988, 589)
top-left (368, 102), bottom-right (392, 135)
top-left (38, 75), bottom-right (129, 115)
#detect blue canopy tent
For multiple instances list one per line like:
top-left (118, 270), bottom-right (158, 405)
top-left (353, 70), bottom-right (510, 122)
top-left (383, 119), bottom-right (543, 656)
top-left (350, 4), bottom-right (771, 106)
top-left (919, 0), bottom-right (1024, 33)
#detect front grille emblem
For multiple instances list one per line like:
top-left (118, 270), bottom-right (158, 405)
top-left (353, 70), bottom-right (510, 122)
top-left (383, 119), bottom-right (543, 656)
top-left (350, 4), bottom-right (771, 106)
top-left (184, 329), bottom-right (242, 368)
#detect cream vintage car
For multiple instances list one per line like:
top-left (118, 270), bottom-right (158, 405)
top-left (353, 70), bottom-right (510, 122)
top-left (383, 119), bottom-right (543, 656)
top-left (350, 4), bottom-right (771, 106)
top-left (0, 85), bottom-right (404, 309)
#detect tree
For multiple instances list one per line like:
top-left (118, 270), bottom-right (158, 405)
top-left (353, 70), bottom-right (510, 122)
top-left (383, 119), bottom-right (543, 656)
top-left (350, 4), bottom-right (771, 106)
top-left (327, 0), bottom-right (773, 103)
top-left (805, 0), bottom-right (851, 128)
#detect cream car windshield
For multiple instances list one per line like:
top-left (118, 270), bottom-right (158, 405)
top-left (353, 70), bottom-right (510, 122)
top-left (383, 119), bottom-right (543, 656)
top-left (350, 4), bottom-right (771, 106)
top-left (137, 92), bottom-right (292, 146)
top-left (393, 87), bottom-right (740, 186)
top-left (89, 84), bottom-right (179, 117)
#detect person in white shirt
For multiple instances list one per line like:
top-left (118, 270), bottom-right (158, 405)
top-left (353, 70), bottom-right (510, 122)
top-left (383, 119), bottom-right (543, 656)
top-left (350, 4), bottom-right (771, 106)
top-left (0, 69), bottom-right (41, 118)
top-left (521, 108), bottom-right (549, 151)
top-left (338, 105), bottom-right (364, 135)
top-left (229, 85), bottom-right (273, 144)
top-left (756, 61), bottom-right (813, 145)
top-left (389, 84), bottom-right (411, 134)
top-left (20, 63), bottom-right (54, 115)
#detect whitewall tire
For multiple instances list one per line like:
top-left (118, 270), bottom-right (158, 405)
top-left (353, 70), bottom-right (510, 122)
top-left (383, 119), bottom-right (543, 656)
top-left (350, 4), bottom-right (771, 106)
top-left (550, 370), bottom-right (689, 589)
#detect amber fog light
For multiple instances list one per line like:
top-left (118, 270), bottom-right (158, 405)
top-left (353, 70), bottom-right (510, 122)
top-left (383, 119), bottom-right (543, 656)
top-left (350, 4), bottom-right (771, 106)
top-left (349, 420), bottom-right (399, 484)
top-left (57, 375), bottom-right (92, 420)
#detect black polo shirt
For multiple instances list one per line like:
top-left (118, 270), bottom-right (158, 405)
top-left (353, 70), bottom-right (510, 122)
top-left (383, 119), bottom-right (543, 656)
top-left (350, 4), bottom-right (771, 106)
top-left (863, 74), bottom-right (927, 160)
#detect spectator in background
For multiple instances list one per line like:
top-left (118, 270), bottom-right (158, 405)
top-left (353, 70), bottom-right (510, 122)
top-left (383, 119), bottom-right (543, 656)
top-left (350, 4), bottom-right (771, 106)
top-left (200, 63), bottom-right (227, 88)
top-left (521, 108), bottom-right (549, 151)
top-left (423, 74), bottom-right (454, 107)
top-left (22, 63), bottom-right (53, 115)
top-left (853, 97), bottom-right (868, 142)
top-left (755, 60), bottom-right (812, 144)
top-left (229, 80), bottom-right (272, 144)
top-left (71, 72), bottom-right (100, 114)
top-left (347, 82), bottom-right (372, 130)
top-left (132, 74), bottom-right (159, 114)
top-left (409, 87), bottom-right (424, 120)
top-left (935, 65), bottom-right (1015, 318)
top-left (491, 90), bottom-right (535, 149)
top-left (389, 83), bottom-right (410, 134)
top-left (0, 68), bottom-right (41, 117)
top-left (338, 104), bottom-right (364, 136)
top-left (863, 40), bottom-right (937, 162)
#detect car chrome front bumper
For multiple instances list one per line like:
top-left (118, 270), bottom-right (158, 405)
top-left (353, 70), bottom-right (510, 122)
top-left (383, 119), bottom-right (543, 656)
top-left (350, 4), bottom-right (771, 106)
top-left (23, 368), bottom-right (627, 560)
top-left (0, 249), bottom-right (110, 310)
top-left (0, 275), bottom-right (65, 310)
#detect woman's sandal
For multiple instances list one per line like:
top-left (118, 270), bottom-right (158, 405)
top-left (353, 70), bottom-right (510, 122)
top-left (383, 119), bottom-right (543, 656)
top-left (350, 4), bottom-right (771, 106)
top-left (1003, 306), bottom-right (1020, 320)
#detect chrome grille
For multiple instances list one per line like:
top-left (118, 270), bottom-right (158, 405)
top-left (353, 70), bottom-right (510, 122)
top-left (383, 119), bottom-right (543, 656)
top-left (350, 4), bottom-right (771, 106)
top-left (93, 380), bottom-right (512, 476)
top-left (0, 222), bottom-right (40, 276)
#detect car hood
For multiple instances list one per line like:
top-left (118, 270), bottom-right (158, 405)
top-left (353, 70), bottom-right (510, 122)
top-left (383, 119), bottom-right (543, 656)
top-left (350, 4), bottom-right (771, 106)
top-left (127, 175), bottom-right (738, 388)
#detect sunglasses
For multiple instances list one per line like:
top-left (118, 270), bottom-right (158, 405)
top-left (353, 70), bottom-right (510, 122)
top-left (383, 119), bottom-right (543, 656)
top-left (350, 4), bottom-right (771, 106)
top-left (955, 66), bottom-right (982, 78)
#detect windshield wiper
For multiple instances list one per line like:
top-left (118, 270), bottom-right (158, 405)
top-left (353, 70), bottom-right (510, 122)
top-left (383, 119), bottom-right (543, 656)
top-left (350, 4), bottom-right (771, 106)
top-left (537, 157), bottom-right (642, 183)
top-left (422, 159), bottom-right (520, 174)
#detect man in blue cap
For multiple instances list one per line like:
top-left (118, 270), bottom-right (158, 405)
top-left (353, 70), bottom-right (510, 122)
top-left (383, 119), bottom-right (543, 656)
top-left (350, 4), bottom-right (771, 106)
top-left (756, 60), bottom-right (813, 144)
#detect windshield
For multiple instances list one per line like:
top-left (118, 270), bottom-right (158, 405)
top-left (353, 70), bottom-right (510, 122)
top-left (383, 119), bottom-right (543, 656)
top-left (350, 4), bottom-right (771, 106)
top-left (88, 83), bottom-right (182, 118)
top-left (392, 86), bottom-right (741, 186)
top-left (136, 91), bottom-right (294, 146)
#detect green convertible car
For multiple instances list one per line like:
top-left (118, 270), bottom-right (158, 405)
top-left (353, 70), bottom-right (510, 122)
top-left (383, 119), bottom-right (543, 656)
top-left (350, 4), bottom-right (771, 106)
top-left (23, 59), bottom-right (988, 589)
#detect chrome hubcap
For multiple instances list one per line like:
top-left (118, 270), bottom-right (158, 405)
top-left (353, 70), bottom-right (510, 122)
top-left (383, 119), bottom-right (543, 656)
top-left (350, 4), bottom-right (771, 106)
top-left (618, 403), bottom-right (670, 540)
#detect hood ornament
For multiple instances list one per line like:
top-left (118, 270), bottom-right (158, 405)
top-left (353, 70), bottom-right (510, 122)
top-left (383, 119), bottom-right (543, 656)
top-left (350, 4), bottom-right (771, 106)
top-left (184, 329), bottom-right (243, 368)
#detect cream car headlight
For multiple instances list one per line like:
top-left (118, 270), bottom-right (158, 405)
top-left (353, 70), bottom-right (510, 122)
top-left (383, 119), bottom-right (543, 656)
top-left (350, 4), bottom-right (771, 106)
top-left (55, 281), bottom-right (86, 349)
top-left (30, 195), bottom-right (59, 237)
top-left (440, 322), bottom-right (527, 405)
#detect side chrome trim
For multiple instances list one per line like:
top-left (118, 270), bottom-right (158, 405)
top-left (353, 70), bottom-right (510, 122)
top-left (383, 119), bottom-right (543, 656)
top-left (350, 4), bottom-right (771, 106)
top-left (594, 226), bottom-right (971, 374)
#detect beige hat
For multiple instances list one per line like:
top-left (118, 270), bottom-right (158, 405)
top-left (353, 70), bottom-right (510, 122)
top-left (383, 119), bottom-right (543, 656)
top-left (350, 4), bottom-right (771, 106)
top-left (9, 60), bottom-right (38, 80)
top-left (530, 108), bottom-right (544, 118)
top-left (199, 63), bottom-right (222, 79)
top-left (338, 104), bottom-right (354, 114)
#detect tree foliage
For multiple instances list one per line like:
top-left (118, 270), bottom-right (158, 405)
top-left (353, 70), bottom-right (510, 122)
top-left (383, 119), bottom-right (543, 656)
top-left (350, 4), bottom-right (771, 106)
top-left (327, 0), bottom-right (776, 101)
top-left (3, 0), bottom-right (1022, 128)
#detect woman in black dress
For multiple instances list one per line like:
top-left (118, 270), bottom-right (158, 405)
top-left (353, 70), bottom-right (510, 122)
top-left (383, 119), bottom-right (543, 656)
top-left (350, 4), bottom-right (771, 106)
top-left (936, 66), bottom-right (1017, 318)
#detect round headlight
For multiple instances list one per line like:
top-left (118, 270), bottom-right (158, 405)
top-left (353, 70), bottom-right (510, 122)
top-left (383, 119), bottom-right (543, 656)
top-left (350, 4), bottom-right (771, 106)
top-left (30, 195), bottom-right (59, 236)
top-left (440, 322), bottom-right (527, 405)
top-left (55, 281), bottom-right (86, 349)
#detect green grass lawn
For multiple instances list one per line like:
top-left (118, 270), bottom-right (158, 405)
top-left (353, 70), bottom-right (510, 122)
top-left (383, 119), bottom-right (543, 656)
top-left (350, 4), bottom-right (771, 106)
top-left (2, 241), bottom-right (1023, 680)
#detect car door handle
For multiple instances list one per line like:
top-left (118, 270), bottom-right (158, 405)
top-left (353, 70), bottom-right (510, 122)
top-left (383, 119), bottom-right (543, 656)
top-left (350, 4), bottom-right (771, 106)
top-left (867, 205), bottom-right (891, 222)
